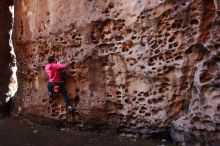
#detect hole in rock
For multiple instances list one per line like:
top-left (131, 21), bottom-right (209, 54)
top-left (185, 44), bottom-right (208, 61)
top-left (138, 98), bottom-right (145, 102)
top-left (132, 97), bottom-right (137, 102)
top-left (217, 105), bottom-right (220, 112)
top-left (206, 61), bottom-right (218, 73)
top-left (125, 99), bottom-right (132, 104)
top-left (199, 71), bottom-right (213, 83)
top-left (192, 116), bottom-right (200, 122)
top-left (173, 42), bottom-right (178, 47)
top-left (143, 92), bottom-right (149, 97)
top-left (190, 18), bottom-right (199, 25)
top-left (145, 113), bottom-right (151, 116)
top-left (168, 36), bottom-right (175, 43)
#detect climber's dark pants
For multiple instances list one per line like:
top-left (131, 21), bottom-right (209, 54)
top-left (47, 82), bottom-right (70, 105)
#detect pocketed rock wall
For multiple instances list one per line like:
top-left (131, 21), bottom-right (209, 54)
top-left (13, 0), bottom-right (220, 145)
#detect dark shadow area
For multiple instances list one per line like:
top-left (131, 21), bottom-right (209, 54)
top-left (0, 0), bottom-right (14, 118)
top-left (0, 97), bottom-right (12, 118)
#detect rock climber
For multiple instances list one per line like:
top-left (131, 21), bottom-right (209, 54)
top-left (45, 55), bottom-right (76, 110)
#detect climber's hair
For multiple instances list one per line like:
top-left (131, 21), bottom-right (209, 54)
top-left (48, 55), bottom-right (55, 63)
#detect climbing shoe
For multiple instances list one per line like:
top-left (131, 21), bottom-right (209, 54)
top-left (67, 103), bottom-right (78, 112)
top-left (48, 92), bottom-right (53, 98)
top-left (67, 105), bottom-right (73, 110)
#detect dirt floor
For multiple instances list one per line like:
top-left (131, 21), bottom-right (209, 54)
top-left (0, 116), bottom-right (177, 146)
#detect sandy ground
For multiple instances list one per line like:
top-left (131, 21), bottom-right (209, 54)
top-left (0, 116), bottom-right (177, 146)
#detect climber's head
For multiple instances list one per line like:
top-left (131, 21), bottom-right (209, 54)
top-left (48, 55), bottom-right (57, 63)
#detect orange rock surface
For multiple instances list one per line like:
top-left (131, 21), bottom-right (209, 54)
top-left (13, 0), bottom-right (220, 145)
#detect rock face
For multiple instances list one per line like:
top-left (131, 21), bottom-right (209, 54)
top-left (0, 0), bottom-right (13, 118)
top-left (13, 0), bottom-right (220, 145)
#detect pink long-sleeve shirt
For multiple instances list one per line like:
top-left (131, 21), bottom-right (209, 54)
top-left (45, 63), bottom-right (66, 82)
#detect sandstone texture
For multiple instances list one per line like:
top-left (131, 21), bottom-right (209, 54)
top-left (0, 0), bottom-right (13, 118)
top-left (13, 0), bottom-right (220, 145)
